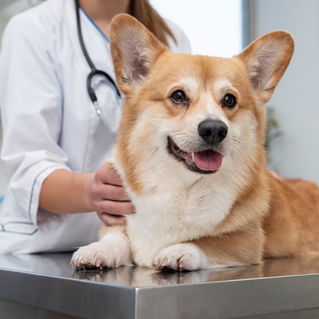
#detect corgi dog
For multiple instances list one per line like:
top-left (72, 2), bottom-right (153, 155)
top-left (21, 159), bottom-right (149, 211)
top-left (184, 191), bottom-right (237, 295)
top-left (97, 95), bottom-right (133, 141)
top-left (71, 15), bottom-right (319, 271)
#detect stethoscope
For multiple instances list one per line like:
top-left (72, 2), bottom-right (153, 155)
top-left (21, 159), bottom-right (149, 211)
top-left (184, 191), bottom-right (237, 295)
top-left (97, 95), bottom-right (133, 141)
top-left (75, 0), bottom-right (121, 140)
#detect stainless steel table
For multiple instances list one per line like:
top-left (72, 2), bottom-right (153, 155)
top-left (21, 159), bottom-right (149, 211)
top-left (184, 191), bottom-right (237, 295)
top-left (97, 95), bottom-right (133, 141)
top-left (1, 253), bottom-right (319, 319)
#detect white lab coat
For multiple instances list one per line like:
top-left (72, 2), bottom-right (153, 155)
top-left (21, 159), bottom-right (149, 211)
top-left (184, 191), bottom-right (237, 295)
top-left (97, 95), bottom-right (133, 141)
top-left (0, 0), bottom-right (191, 254)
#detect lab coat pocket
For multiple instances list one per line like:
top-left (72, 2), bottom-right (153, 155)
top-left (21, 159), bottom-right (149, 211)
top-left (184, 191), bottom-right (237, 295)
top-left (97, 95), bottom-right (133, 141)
top-left (0, 221), bottom-right (37, 236)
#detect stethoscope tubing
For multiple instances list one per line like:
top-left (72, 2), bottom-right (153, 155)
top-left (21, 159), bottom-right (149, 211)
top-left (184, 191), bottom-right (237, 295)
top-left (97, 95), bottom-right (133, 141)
top-left (75, 0), bottom-right (121, 140)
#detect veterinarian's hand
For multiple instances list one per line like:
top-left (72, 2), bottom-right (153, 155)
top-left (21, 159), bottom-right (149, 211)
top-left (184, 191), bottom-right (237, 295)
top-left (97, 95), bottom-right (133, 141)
top-left (86, 163), bottom-right (135, 226)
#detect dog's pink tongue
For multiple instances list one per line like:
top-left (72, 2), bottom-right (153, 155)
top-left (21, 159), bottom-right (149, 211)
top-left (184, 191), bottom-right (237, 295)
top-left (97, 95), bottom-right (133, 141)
top-left (194, 150), bottom-right (222, 171)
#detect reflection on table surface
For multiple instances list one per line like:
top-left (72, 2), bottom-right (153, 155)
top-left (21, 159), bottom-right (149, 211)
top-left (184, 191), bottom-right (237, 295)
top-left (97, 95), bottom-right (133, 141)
top-left (1, 253), bottom-right (319, 287)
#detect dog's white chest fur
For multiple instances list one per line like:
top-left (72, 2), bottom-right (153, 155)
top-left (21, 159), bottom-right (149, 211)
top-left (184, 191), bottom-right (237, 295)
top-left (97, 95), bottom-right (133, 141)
top-left (126, 173), bottom-right (236, 267)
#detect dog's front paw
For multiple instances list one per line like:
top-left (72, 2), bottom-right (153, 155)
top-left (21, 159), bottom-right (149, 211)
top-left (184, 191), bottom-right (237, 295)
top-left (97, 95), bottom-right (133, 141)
top-left (152, 243), bottom-right (210, 271)
top-left (71, 234), bottom-right (132, 269)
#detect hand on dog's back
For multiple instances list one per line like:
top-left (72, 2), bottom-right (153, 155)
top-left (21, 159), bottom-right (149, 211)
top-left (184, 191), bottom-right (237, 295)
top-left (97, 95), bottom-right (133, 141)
top-left (86, 163), bottom-right (135, 226)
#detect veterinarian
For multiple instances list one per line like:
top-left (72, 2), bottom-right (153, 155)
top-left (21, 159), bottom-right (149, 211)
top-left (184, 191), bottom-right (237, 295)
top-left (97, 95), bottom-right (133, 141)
top-left (0, 0), bottom-right (191, 254)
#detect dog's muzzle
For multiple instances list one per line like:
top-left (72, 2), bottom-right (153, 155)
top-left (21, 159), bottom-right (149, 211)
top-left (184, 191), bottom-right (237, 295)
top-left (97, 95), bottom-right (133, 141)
top-left (167, 136), bottom-right (224, 175)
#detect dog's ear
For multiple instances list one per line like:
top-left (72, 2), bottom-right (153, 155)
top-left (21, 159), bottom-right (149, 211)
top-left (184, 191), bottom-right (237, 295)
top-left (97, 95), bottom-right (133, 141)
top-left (110, 14), bottom-right (166, 94)
top-left (238, 31), bottom-right (294, 103)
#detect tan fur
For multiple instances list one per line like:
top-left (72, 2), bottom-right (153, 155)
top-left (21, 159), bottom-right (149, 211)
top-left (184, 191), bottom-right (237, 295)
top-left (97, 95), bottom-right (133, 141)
top-left (190, 173), bottom-right (319, 265)
top-left (264, 174), bottom-right (319, 257)
top-left (72, 15), bottom-right (319, 270)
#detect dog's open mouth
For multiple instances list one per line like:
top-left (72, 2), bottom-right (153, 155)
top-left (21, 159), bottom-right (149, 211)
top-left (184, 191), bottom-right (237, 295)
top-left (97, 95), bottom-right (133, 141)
top-left (167, 137), bottom-right (223, 174)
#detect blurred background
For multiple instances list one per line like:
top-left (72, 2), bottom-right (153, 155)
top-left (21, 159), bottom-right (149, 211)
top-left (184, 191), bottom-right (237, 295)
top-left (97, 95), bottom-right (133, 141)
top-left (0, 0), bottom-right (318, 200)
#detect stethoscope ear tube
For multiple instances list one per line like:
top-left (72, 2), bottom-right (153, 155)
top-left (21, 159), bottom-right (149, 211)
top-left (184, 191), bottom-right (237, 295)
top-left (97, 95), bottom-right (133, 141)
top-left (75, 0), bottom-right (96, 72)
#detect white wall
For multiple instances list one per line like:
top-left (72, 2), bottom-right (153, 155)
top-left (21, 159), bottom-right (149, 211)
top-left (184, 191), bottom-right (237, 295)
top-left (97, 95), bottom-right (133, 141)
top-left (251, 0), bottom-right (319, 184)
top-left (151, 0), bottom-right (242, 57)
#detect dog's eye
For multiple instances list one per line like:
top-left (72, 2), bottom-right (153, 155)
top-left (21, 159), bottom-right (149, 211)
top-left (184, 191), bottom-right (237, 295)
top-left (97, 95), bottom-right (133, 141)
top-left (170, 90), bottom-right (186, 104)
top-left (223, 94), bottom-right (237, 108)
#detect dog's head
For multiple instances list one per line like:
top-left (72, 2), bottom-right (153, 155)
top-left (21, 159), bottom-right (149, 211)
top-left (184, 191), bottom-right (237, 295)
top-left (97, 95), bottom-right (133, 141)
top-left (110, 15), bottom-right (294, 195)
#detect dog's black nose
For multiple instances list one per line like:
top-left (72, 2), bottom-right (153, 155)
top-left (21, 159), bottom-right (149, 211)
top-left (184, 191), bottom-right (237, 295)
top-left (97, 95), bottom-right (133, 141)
top-left (198, 119), bottom-right (228, 144)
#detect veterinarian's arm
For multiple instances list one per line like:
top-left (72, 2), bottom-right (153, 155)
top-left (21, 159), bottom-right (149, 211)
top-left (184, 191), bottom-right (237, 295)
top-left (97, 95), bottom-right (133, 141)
top-left (39, 163), bottom-right (134, 226)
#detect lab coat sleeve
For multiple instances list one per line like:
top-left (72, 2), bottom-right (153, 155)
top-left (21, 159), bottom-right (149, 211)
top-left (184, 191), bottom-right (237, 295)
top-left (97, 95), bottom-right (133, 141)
top-left (0, 14), bottom-right (71, 225)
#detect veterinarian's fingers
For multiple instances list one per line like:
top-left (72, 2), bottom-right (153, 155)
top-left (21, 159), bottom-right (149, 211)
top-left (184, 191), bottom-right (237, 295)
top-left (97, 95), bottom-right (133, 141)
top-left (99, 213), bottom-right (127, 226)
top-left (94, 184), bottom-right (130, 201)
top-left (96, 163), bottom-right (123, 186)
top-left (99, 200), bottom-right (135, 215)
